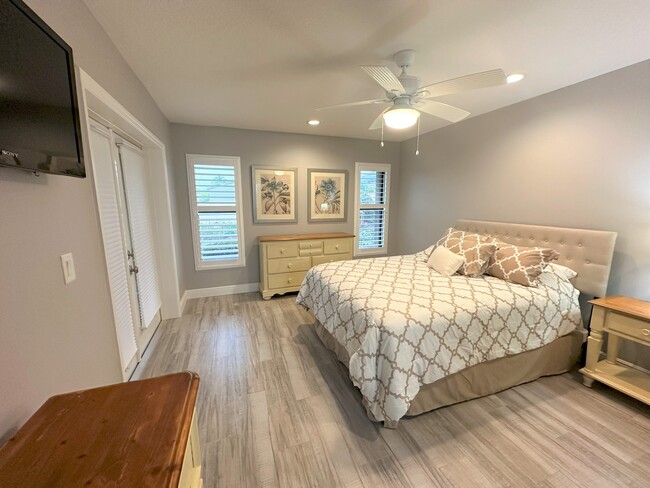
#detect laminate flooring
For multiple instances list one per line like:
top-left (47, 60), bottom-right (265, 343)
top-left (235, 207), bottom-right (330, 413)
top-left (133, 293), bottom-right (650, 488)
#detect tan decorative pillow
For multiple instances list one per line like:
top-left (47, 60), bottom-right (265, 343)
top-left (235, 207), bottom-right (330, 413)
top-left (435, 228), bottom-right (498, 277)
top-left (486, 242), bottom-right (559, 286)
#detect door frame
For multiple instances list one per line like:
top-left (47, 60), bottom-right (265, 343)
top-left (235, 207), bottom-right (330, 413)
top-left (78, 69), bottom-right (181, 374)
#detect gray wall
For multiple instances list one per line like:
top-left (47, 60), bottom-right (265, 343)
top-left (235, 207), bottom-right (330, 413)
top-left (396, 60), bottom-right (650, 365)
top-left (170, 124), bottom-right (400, 290)
top-left (0, 0), bottom-right (176, 441)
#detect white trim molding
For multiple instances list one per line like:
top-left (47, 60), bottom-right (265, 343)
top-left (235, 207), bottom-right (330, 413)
top-left (180, 283), bottom-right (259, 312)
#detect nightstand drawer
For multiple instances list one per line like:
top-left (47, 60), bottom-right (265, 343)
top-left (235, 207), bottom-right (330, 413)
top-left (324, 238), bottom-right (351, 255)
top-left (267, 257), bottom-right (311, 274)
top-left (299, 240), bottom-right (323, 250)
top-left (299, 248), bottom-right (323, 257)
top-left (268, 271), bottom-right (307, 290)
top-left (607, 313), bottom-right (650, 343)
top-left (266, 242), bottom-right (299, 259)
top-left (312, 253), bottom-right (351, 266)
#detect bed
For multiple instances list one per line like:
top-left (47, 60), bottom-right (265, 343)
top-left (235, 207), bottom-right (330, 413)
top-left (296, 220), bottom-right (617, 428)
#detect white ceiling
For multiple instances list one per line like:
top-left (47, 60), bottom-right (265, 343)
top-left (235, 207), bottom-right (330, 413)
top-left (83, 0), bottom-right (650, 142)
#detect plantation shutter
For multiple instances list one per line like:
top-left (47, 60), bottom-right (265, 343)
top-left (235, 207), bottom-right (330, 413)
top-left (356, 163), bottom-right (390, 255)
top-left (187, 156), bottom-right (245, 269)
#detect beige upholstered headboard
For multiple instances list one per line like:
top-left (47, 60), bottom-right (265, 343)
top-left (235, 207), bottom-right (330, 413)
top-left (456, 220), bottom-right (617, 297)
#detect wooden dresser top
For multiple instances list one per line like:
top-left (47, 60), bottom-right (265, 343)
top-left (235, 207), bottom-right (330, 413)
top-left (590, 296), bottom-right (650, 321)
top-left (258, 232), bottom-right (355, 242)
top-left (0, 372), bottom-right (200, 487)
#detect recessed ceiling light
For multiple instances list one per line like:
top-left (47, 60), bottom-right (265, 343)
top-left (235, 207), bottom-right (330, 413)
top-left (307, 120), bottom-right (320, 126)
top-left (507, 73), bottom-right (525, 84)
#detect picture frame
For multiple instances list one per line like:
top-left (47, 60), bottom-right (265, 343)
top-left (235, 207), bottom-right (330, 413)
top-left (307, 169), bottom-right (348, 222)
top-left (251, 166), bottom-right (298, 223)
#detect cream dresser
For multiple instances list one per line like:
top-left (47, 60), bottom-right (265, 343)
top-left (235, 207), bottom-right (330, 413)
top-left (258, 232), bottom-right (354, 299)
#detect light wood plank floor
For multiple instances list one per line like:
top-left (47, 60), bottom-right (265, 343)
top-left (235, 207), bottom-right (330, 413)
top-left (133, 293), bottom-right (650, 488)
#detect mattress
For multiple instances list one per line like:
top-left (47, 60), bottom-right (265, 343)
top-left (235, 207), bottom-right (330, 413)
top-left (296, 254), bottom-right (582, 424)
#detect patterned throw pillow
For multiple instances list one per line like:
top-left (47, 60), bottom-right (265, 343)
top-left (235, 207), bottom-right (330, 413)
top-left (435, 228), bottom-right (498, 277)
top-left (486, 242), bottom-right (559, 286)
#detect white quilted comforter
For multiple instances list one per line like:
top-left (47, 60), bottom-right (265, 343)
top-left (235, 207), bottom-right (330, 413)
top-left (296, 254), bottom-right (582, 423)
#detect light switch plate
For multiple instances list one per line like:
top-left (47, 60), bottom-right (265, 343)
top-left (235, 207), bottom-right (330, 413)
top-left (60, 253), bottom-right (76, 284)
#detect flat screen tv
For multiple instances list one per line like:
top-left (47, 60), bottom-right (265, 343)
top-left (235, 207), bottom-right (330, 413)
top-left (0, 0), bottom-right (85, 177)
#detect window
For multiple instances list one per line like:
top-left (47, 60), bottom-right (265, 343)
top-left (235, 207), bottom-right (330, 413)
top-left (354, 162), bottom-right (390, 256)
top-left (186, 154), bottom-right (245, 270)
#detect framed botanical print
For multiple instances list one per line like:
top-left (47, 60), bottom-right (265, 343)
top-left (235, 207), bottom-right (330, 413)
top-left (251, 166), bottom-right (297, 223)
top-left (307, 169), bottom-right (348, 222)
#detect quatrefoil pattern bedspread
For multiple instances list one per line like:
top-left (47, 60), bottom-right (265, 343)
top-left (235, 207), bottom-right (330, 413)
top-left (296, 254), bottom-right (582, 423)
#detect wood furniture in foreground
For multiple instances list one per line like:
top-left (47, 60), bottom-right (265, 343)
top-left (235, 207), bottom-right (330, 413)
top-left (258, 232), bottom-right (354, 299)
top-left (0, 372), bottom-right (202, 488)
top-left (580, 296), bottom-right (650, 405)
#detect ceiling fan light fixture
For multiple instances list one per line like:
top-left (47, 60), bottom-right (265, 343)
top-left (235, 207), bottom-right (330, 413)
top-left (506, 73), bottom-right (525, 84)
top-left (383, 107), bottom-right (420, 129)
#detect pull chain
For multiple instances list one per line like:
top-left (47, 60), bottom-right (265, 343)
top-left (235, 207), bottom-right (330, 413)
top-left (415, 116), bottom-right (420, 155)
top-left (380, 117), bottom-right (385, 147)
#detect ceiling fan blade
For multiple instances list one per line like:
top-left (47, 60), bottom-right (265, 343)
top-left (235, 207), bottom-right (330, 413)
top-left (361, 65), bottom-right (405, 94)
top-left (420, 69), bottom-right (507, 98)
top-left (368, 108), bottom-right (390, 130)
top-left (316, 98), bottom-right (387, 110)
top-left (416, 100), bottom-right (470, 123)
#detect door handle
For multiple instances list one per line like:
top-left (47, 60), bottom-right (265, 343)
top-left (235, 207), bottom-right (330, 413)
top-left (129, 265), bottom-right (139, 275)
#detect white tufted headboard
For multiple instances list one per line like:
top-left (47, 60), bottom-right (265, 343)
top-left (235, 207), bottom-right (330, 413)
top-left (456, 220), bottom-right (617, 297)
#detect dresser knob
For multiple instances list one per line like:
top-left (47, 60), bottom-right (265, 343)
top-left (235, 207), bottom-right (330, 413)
top-left (280, 248), bottom-right (285, 254)
top-left (309, 243), bottom-right (313, 248)
top-left (335, 244), bottom-right (340, 249)
top-left (642, 329), bottom-right (650, 336)
top-left (288, 263), bottom-right (293, 269)
top-left (288, 278), bottom-right (293, 283)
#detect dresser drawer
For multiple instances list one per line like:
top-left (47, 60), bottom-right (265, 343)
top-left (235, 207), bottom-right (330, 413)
top-left (606, 313), bottom-right (650, 343)
top-left (312, 254), bottom-right (351, 266)
top-left (267, 256), bottom-right (311, 274)
top-left (299, 240), bottom-right (323, 250)
top-left (324, 238), bottom-right (351, 255)
top-left (299, 248), bottom-right (323, 257)
top-left (268, 271), bottom-right (307, 289)
top-left (266, 241), bottom-right (299, 259)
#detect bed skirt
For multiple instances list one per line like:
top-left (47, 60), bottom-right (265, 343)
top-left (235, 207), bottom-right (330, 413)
top-left (312, 320), bottom-right (585, 427)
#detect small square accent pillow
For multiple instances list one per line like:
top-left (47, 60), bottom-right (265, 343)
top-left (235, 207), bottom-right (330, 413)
top-left (427, 245), bottom-right (465, 276)
top-left (486, 243), bottom-right (559, 286)
top-left (434, 228), bottom-right (498, 277)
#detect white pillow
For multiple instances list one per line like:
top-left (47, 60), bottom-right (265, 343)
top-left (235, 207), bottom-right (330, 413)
top-left (427, 246), bottom-right (465, 276)
top-left (546, 263), bottom-right (578, 281)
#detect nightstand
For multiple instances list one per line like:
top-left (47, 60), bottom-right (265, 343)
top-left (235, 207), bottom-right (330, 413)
top-left (580, 296), bottom-right (650, 404)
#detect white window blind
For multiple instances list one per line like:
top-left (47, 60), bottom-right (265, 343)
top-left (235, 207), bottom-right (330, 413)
top-left (355, 163), bottom-right (390, 256)
top-left (187, 155), bottom-right (245, 270)
top-left (88, 124), bottom-right (138, 379)
top-left (119, 143), bottom-right (162, 330)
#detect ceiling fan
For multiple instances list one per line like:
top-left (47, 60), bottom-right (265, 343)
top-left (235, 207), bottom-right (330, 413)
top-left (317, 49), bottom-right (516, 130)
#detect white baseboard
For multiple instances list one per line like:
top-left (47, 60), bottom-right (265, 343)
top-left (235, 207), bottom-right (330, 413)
top-left (180, 283), bottom-right (259, 313)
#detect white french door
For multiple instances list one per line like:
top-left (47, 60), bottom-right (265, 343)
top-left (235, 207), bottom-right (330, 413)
top-left (88, 121), bottom-right (162, 379)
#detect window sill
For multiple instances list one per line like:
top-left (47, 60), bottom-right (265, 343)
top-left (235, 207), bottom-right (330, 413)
top-left (195, 260), bottom-right (246, 271)
top-left (354, 249), bottom-right (388, 258)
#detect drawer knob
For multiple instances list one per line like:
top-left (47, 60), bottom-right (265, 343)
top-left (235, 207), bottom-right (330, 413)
top-left (335, 244), bottom-right (340, 249)
top-left (280, 248), bottom-right (285, 254)
top-left (643, 329), bottom-right (650, 336)
top-left (288, 263), bottom-right (293, 268)
top-left (288, 278), bottom-right (293, 283)
top-left (309, 243), bottom-right (313, 248)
